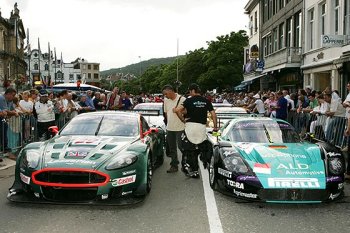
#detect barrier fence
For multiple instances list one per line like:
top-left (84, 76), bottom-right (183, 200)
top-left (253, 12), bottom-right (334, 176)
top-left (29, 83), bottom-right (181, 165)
top-left (1, 111), bottom-right (348, 156)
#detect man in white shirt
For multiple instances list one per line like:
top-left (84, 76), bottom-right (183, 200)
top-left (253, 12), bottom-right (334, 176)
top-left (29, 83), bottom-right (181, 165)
top-left (248, 94), bottom-right (265, 114)
top-left (162, 85), bottom-right (186, 173)
top-left (34, 89), bottom-right (55, 140)
top-left (325, 92), bottom-right (345, 144)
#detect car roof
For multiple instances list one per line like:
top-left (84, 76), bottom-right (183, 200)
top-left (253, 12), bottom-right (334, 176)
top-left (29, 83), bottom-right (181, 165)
top-left (76, 111), bottom-right (141, 119)
top-left (215, 107), bottom-right (247, 113)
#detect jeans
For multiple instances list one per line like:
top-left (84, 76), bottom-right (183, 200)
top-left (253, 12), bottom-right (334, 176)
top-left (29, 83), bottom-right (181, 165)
top-left (166, 130), bottom-right (184, 167)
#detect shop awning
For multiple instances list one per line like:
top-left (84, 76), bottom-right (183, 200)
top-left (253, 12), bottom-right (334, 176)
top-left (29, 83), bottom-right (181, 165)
top-left (234, 84), bottom-right (247, 91)
top-left (241, 73), bottom-right (265, 85)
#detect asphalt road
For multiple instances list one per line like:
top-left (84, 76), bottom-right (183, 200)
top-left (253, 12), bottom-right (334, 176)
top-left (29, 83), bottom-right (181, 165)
top-left (1, 157), bottom-right (350, 233)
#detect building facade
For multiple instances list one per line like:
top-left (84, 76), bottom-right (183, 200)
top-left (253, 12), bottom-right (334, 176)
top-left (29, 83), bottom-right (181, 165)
top-left (0, 4), bottom-right (26, 92)
top-left (302, 0), bottom-right (350, 97)
top-left (241, 0), bottom-right (262, 92)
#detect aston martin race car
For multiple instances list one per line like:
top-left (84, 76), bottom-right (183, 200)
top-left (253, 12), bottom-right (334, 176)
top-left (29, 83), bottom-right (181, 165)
top-left (8, 111), bottom-right (165, 204)
top-left (207, 117), bottom-right (345, 203)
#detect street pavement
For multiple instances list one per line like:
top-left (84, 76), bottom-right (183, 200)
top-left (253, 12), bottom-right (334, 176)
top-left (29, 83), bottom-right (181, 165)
top-left (1, 157), bottom-right (350, 233)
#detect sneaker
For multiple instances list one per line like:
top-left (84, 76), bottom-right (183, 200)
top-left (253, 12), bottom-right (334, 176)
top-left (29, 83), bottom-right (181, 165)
top-left (190, 171), bottom-right (200, 179)
top-left (181, 164), bottom-right (191, 176)
top-left (341, 146), bottom-right (348, 152)
top-left (166, 166), bottom-right (178, 173)
top-left (345, 173), bottom-right (350, 180)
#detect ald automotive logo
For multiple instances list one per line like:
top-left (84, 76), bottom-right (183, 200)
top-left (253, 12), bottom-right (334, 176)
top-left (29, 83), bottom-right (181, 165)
top-left (268, 178), bottom-right (320, 188)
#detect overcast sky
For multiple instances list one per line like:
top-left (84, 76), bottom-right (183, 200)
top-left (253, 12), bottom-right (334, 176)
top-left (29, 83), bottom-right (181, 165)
top-left (2, 0), bottom-right (248, 70)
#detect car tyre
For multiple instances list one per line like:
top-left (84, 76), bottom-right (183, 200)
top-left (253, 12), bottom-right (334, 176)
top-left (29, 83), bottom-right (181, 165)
top-left (146, 155), bottom-right (153, 193)
top-left (209, 155), bottom-right (218, 190)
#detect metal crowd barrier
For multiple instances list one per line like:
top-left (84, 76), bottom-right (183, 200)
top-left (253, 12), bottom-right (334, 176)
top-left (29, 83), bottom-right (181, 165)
top-left (0, 112), bottom-right (70, 156)
top-left (287, 111), bottom-right (347, 149)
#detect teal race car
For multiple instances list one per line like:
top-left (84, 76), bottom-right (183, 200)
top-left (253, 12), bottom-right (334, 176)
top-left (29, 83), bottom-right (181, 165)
top-left (8, 111), bottom-right (165, 205)
top-left (207, 117), bottom-right (345, 203)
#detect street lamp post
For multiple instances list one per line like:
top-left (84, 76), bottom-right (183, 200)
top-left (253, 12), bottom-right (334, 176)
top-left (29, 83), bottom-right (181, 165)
top-left (138, 56), bottom-right (142, 90)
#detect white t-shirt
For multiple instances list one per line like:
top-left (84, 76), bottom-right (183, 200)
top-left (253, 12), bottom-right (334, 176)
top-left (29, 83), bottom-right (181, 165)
top-left (254, 99), bottom-right (265, 114)
top-left (19, 100), bottom-right (33, 112)
top-left (163, 94), bottom-right (186, 131)
top-left (343, 92), bottom-right (350, 118)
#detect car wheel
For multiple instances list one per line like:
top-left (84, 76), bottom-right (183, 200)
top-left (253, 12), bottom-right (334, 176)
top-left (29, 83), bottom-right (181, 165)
top-left (209, 155), bottom-right (218, 190)
top-left (146, 155), bottom-right (153, 193)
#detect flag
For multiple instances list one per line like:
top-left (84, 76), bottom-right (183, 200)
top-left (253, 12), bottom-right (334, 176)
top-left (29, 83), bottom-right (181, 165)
top-left (54, 47), bottom-right (57, 67)
top-left (26, 28), bottom-right (31, 53)
top-left (38, 38), bottom-right (41, 54)
top-left (15, 19), bottom-right (21, 49)
top-left (48, 42), bottom-right (51, 86)
top-left (253, 163), bottom-right (271, 174)
top-left (60, 52), bottom-right (63, 68)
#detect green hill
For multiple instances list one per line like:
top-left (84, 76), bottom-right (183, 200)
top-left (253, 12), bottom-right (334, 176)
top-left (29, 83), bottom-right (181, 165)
top-left (100, 56), bottom-right (181, 78)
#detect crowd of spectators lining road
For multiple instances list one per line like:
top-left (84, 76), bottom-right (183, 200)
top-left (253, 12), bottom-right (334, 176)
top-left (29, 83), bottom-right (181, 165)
top-left (1, 85), bottom-right (350, 178)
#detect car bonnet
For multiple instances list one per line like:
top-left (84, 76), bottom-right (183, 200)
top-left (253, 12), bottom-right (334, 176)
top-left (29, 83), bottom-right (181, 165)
top-left (234, 142), bottom-right (326, 189)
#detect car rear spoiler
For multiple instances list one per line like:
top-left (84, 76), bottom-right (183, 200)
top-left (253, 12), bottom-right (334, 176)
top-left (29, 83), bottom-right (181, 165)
top-left (215, 112), bottom-right (264, 126)
top-left (132, 109), bottom-right (161, 116)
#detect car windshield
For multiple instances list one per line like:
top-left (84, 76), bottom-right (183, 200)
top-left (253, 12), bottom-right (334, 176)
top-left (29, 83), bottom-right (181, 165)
top-left (60, 115), bottom-right (139, 136)
top-left (226, 121), bottom-right (301, 143)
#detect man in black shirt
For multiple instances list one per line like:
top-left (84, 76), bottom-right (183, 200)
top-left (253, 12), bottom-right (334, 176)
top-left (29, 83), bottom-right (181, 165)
top-left (175, 83), bottom-right (218, 178)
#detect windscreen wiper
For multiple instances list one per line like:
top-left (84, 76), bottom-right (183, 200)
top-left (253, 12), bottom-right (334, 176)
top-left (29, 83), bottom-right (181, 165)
top-left (263, 124), bottom-right (273, 143)
top-left (95, 116), bottom-right (104, 136)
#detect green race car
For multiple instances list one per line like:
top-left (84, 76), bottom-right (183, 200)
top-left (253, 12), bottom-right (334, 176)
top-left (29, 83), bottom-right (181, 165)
top-left (8, 111), bottom-right (165, 205)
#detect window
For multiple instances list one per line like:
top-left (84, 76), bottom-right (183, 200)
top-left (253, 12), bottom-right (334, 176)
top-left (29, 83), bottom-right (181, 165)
top-left (88, 73), bottom-right (91, 79)
top-left (34, 64), bottom-right (38, 70)
top-left (334, 0), bottom-right (340, 34)
top-left (94, 65), bottom-right (99, 70)
top-left (94, 73), bottom-right (99, 79)
top-left (308, 9), bottom-right (314, 50)
top-left (286, 17), bottom-right (292, 47)
top-left (250, 16), bottom-right (253, 36)
top-left (273, 28), bottom-right (278, 52)
top-left (268, 35), bottom-right (272, 55)
top-left (279, 0), bottom-right (285, 10)
top-left (346, 0), bottom-right (350, 35)
top-left (279, 23), bottom-right (284, 49)
top-left (88, 64), bottom-right (91, 70)
top-left (69, 74), bottom-right (74, 80)
top-left (273, 0), bottom-right (277, 15)
top-left (320, 2), bottom-right (326, 36)
top-left (254, 11), bottom-right (258, 33)
top-left (268, 0), bottom-right (273, 19)
top-left (77, 74), bottom-right (81, 80)
top-left (44, 64), bottom-right (49, 71)
top-left (263, 37), bottom-right (267, 57)
top-left (294, 12), bottom-right (302, 48)
top-left (263, 0), bottom-right (268, 22)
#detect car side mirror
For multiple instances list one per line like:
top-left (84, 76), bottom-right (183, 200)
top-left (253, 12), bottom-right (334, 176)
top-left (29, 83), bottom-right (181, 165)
top-left (143, 127), bottom-right (159, 136)
top-left (48, 126), bottom-right (59, 135)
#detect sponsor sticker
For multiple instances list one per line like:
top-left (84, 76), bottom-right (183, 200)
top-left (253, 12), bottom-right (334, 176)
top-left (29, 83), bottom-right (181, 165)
top-left (253, 163), bottom-right (271, 174)
top-left (111, 175), bottom-right (136, 187)
top-left (276, 163), bottom-right (309, 170)
top-left (122, 191), bottom-right (133, 196)
top-left (101, 194), bottom-right (109, 200)
top-left (227, 180), bottom-right (244, 189)
top-left (268, 178), bottom-right (320, 188)
top-left (66, 151), bottom-right (88, 158)
top-left (233, 189), bottom-right (258, 199)
top-left (122, 170), bottom-right (136, 176)
top-left (218, 168), bottom-right (232, 178)
top-left (20, 173), bottom-right (30, 185)
top-left (47, 159), bottom-right (96, 165)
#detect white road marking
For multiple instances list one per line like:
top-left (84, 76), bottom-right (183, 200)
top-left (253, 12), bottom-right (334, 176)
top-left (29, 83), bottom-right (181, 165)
top-left (200, 163), bottom-right (224, 233)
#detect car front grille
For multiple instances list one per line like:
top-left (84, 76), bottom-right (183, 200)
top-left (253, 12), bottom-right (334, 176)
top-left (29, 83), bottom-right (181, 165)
top-left (32, 168), bottom-right (110, 188)
top-left (41, 187), bottom-right (98, 202)
top-left (258, 189), bottom-right (330, 201)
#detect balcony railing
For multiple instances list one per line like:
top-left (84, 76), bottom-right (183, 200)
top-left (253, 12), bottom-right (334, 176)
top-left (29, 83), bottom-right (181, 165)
top-left (264, 47), bottom-right (302, 69)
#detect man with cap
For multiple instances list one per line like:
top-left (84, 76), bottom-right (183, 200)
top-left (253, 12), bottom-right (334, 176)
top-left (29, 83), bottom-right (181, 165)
top-left (34, 89), bottom-right (56, 140)
top-left (248, 93), bottom-right (265, 114)
top-left (174, 83), bottom-right (218, 178)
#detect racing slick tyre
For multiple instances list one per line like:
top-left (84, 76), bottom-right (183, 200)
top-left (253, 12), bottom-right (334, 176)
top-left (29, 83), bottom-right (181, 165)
top-left (146, 155), bottom-right (153, 193)
top-left (209, 154), bottom-right (218, 190)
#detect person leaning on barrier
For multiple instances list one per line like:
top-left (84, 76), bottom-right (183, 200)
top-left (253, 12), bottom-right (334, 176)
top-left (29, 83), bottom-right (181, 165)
top-left (174, 83), bottom-right (218, 178)
top-left (33, 89), bottom-right (56, 141)
top-left (0, 87), bottom-right (18, 153)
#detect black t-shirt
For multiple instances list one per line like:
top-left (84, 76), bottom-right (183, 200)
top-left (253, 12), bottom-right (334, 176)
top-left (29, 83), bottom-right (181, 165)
top-left (183, 95), bottom-right (214, 124)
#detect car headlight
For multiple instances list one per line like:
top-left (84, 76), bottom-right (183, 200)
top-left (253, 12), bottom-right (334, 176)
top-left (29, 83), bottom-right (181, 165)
top-left (222, 152), bottom-right (249, 174)
top-left (22, 150), bottom-right (41, 169)
top-left (105, 153), bottom-right (138, 170)
top-left (328, 158), bottom-right (344, 175)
